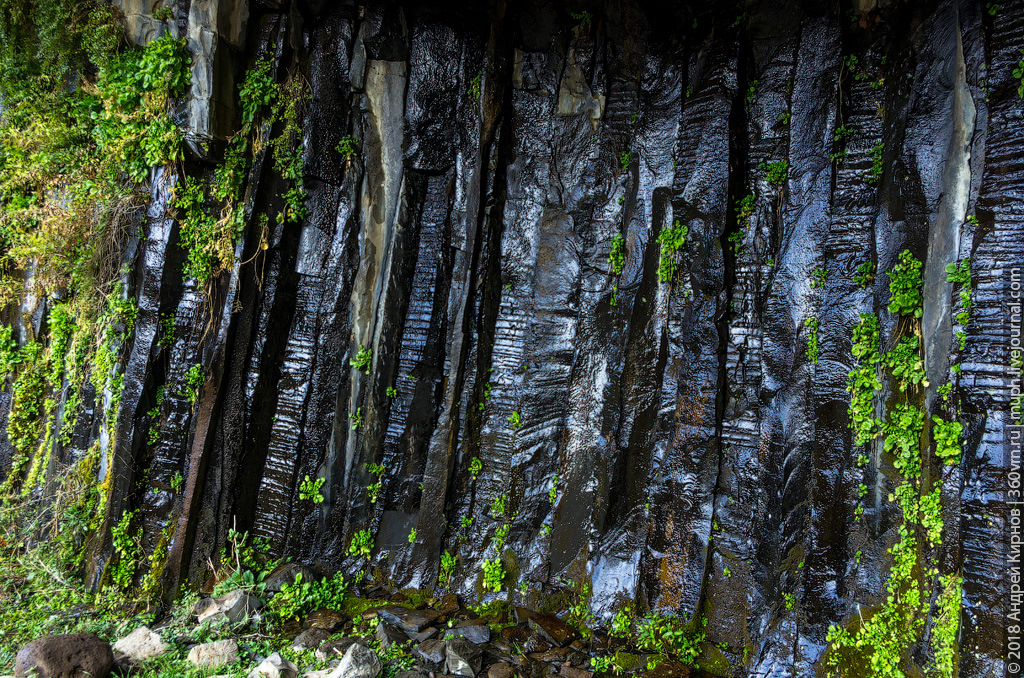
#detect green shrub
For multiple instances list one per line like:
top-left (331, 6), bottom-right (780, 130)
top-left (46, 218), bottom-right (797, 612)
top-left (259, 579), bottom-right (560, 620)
top-left (271, 572), bottom-right (347, 622)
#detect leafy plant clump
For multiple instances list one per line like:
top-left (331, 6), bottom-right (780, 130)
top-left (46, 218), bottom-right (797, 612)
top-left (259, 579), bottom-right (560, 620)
top-left (348, 528), bottom-right (374, 559)
top-left (735, 193), bottom-right (756, 223)
top-left (468, 70), bottom-right (482, 101)
top-left (932, 417), bottom-right (962, 464)
top-left (570, 10), bottom-right (593, 29)
top-left (760, 159), bottom-right (788, 186)
top-left (0, 22), bottom-right (190, 307)
top-left (609, 232), bottom-right (626, 276)
top-left (270, 572), bottom-right (347, 622)
top-left (847, 313), bottom-right (882, 445)
top-left (619, 150), bottom-right (632, 173)
top-left (366, 462), bottom-right (384, 503)
top-left (336, 134), bottom-right (359, 159)
top-left (438, 550), bottom-right (457, 584)
top-left (298, 475), bottom-right (325, 503)
top-left (805, 317), bottom-right (820, 363)
top-left (351, 344), bottom-right (372, 373)
top-left (657, 219), bottom-right (688, 283)
top-left (185, 363), bottom-right (204, 404)
top-left (887, 249), bottom-right (923, 318)
top-left (636, 612), bottom-right (707, 668)
top-left (1014, 49), bottom-right (1024, 99)
top-left (867, 141), bottom-right (885, 185)
top-left (482, 556), bottom-right (505, 593)
top-left (946, 258), bottom-right (972, 326)
top-left (885, 336), bottom-right (926, 391)
top-left (854, 261), bottom-right (876, 288)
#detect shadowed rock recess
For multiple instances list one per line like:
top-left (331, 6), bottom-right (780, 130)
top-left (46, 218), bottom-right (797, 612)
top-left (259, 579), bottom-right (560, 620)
top-left (0, 0), bottom-right (1019, 676)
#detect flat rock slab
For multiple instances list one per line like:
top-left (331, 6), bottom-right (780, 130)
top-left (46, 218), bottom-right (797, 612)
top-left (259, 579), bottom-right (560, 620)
top-left (559, 666), bottom-right (593, 678)
top-left (405, 627), bottom-right (438, 643)
top-left (528, 614), bottom-right (577, 647)
top-left (15, 633), bottom-right (114, 678)
top-left (445, 638), bottom-right (483, 678)
top-left (444, 625), bottom-right (490, 644)
top-left (326, 643), bottom-right (382, 678)
top-left (187, 640), bottom-right (238, 669)
top-left (376, 606), bottom-right (439, 634)
top-left (112, 626), bottom-right (167, 661)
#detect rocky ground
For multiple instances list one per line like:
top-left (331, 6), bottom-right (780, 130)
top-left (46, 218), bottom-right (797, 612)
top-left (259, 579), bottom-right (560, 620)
top-left (3, 562), bottom-right (716, 678)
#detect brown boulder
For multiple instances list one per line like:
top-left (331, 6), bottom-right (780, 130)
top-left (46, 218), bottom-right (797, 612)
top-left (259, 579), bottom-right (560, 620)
top-left (15, 633), bottom-right (114, 678)
top-left (528, 613), bottom-right (578, 647)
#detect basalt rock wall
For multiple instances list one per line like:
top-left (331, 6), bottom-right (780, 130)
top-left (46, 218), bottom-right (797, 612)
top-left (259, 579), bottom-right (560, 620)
top-left (1, 0), bottom-right (1019, 676)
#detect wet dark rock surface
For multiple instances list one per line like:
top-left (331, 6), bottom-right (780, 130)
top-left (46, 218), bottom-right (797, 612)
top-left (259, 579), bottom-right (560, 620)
top-left (1, 0), bottom-right (1017, 676)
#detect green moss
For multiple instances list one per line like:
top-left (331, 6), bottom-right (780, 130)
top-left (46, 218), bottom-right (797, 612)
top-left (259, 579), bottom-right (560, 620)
top-left (699, 643), bottom-right (730, 676)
